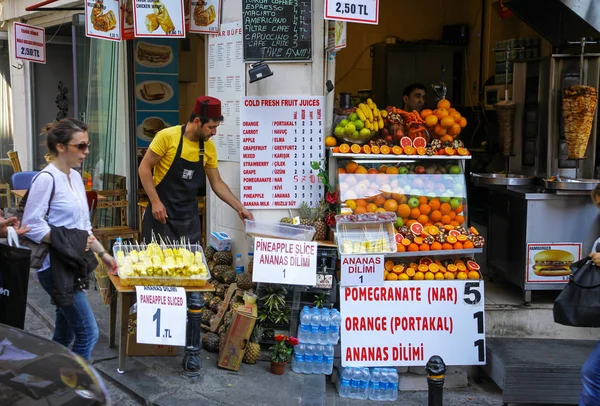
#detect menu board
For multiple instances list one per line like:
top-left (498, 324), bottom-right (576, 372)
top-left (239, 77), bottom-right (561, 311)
top-left (133, 0), bottom-right (186, 38)
top-left (242, 0), bottom-right (311, 62)
top-left (207, 22), bottom-right (245, 162)
top-left (189, 0), bottom-right (221, 34)
top-left (122, 0), bottom-right (134, 39)
top-left (86, 0), bottom-right (121, 41)
top-left (240, 96), bottom-right (325, 209)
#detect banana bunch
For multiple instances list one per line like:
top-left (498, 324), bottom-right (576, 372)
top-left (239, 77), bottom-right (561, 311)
top-left (116, 242), bottom-right (208, 279)
top-left (356, 98), bottom-right (387, 133)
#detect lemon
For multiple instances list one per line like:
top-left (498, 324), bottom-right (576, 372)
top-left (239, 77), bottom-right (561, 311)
top-left (425, 272), bottom-right (434, 280)
top-left (399, 273), bottom-right (410, 280)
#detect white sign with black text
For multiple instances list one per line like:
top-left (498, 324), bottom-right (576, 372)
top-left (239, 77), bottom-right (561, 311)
top-left (14, 23), bottom-right (45, 64)
top-left (341, 281), bottom-right (486, 367)
top-left (252, 237), bottom-right (318, 286)
top-left (340, 255), bottom-right (383, 286)
top-left (85, 0), bottom-right (122, 41)
top-left (133, 0), bottom-right (185, 38)
top-left (135, 286), bottom-right (187, 346)
top-left (325, 0), bottom-right (379, 25)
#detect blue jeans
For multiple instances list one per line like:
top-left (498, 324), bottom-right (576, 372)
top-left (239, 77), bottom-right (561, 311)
top-left (581, 340), bottom-right (600, 405)
top-left (37, 269), bottom-right (99, 361)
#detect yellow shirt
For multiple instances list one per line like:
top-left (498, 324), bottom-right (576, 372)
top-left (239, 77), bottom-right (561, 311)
top-left (149, 125), bottom-right (218, 186)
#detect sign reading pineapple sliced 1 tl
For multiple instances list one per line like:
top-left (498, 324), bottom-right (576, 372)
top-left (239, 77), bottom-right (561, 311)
top-left (133, 0), bottom-right (185, 38)
top-left (325, 0), bottom-right (379, 25)
top-left (252, 237), bottom-right (318, 286)
top-left (340, 255), bottom-right (384, 286)
top-left (340, 281), bottom-right (485, 367)
top-left (135, 286), bottom-right (187, 346)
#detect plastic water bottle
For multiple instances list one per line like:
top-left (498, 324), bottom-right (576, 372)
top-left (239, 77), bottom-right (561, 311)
top-left (323, 345), bottom-right (334, 375)
top-left (313, 345), bottom-right (323, 374)
top-left (328, 309), bottom-right (341, 344)
top-left (351, 368), bottom-right (362, 398)
top-left (299, 306), bottom-right (311, 343)
top-left (339, 367), bottom-right (353, 397)
top-left (388, 368), bottom-right (399, 401)
top-left (380, 369), bottom-right (390, 400)
top-left (292, 343), bottom-right (304, 374)
top-left (304, 344), bottom-right (314, 374)
top-left (369, 368), bottom-right (381, 400)
top-left (319, 308), bottom-right (330, 345)
top-left (358, 368), bottom-right (370, 400)
top-left (235, 254), bottom-right (244, 274)
top-left (310, 308), bottom-right (321, 344)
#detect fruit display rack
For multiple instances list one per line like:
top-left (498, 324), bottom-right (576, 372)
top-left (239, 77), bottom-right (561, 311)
top-left (328, 151), bottom-right (484, 279)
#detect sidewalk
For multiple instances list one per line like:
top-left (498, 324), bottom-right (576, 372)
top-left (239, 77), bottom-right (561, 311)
top-left (25, 273), bottom-right (507, 406)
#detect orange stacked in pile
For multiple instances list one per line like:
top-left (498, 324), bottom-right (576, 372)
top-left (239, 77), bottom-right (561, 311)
top-left (383, 257), bottom-right (481, 281)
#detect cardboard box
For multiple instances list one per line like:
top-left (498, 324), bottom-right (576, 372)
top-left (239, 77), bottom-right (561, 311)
top-left (217, 304), bottom-right (257, 371)
top-left (209, 232), bottom-right (232, 251)
top-left (209, 283), bottom-right (237, 332)
top-left (126, 312), bottom-right (177, 357)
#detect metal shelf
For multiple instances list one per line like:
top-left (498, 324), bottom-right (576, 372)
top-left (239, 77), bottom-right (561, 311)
top-left (331, 153), bottom-right (471, 160)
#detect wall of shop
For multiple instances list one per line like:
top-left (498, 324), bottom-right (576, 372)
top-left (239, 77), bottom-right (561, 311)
top-left (334, 0), bottom-right (551, 107)
top-left (207, 0), bottom-right (327, 258)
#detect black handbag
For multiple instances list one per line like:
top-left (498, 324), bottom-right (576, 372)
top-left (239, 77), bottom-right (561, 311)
top-left (553, 257), bottom-right (600, 327)
top-left (0, 227), bottom-right (31, 329)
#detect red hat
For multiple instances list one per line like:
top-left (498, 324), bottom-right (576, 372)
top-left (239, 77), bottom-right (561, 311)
top-left (193, 96), bottom-right (222, 119)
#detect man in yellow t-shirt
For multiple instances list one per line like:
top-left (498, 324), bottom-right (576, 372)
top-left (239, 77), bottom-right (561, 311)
top-left (139, 96), bottom-right (254, 244)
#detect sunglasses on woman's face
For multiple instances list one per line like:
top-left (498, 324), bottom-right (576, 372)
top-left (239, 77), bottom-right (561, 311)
top-left (67, 143), bottom-right (91, 151)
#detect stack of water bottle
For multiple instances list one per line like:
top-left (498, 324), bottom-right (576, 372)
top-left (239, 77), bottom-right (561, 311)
top-left (337, 367), bottom-right (399, 401)
top-left (291, 306), bottom-right (341, 375)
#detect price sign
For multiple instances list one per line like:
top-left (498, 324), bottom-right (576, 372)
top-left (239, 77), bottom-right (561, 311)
top-left (340, 255), bottom-right (384, 286)
top-left (340, 281), bottom-right (485, 367)
top-left (135, 286), bottom-right (187, 346)
top-left (14, 23), bottom-right (45, 64)
top-left (133, 0), bottom-right (185, 38)
top-left (324, 0), bottom-right (379, 25)
top-left (252, 237), bottom-right (318, 286)
top-left (85, 0), bottom-right (122, 41)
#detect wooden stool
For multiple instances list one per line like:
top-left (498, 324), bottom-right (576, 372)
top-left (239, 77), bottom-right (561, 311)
top-left (0, 182), bottom-right (10, 208)
top-left (92, 189), bottom-right (140, 249)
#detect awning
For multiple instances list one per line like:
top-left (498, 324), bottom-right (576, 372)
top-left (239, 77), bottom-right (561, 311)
top-left (25, 0), bottom-right (83, 11)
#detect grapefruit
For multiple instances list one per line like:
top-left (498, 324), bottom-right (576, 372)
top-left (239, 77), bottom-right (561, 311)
top-left (400, 137), bottom-right (413, 148)
top-left (467, 260), bottom-right (480, 272)
top-left (448, 230), bottom-right (461, 237)
top-left (410, 222), bottom-right (423, 235)
top-left (413, 137), bottom-right (427, 149)
top-left (419, 257), bottom-right (433, 266)
top-left (395, 233), bottom-right (404, 244)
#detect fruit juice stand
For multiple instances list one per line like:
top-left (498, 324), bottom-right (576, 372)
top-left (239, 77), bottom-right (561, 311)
top-left (325, 98), bottom-right (488, 383)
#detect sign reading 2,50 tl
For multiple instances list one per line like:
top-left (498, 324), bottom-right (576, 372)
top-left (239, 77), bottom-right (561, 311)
top-left (335, 2), bottom-right (368, 15)
top-left (20, 47), bottom-right (40, 58)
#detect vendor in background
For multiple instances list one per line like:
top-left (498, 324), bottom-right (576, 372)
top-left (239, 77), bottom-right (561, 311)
top-left (139, 96), bottom-right (254, 244)
top-left (402, 83), bottom-right (427, 113)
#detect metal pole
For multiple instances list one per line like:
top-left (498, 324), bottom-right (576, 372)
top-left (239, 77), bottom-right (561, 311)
top-left (182, 292), bottom-right (205, 378)
top-left (425, 355), bottom-right (447, 406)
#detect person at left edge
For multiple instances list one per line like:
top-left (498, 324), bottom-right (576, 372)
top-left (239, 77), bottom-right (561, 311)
top-left (139, 96), bottom-right (254, 244)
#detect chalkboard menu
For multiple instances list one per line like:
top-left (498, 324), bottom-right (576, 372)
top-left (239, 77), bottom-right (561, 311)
top-left (242, 0), bottom-right (312, 62)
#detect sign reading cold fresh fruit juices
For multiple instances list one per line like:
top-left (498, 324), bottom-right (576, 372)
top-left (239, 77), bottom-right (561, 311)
top-left (240, 96), bottom-right (325, 209)
top-left (340, 281), bottom-right (486, 367)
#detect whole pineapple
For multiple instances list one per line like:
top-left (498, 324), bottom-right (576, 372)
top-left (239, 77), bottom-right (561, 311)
top-left (243, 326), bottom-right (263, 364)
top-left (205, 245), bottom-right (216, 262)
top-left (236, 268), bottom-right (255, 290)
top-left (202, 332), bottom-right (220, 353)
top-left (214, 251), bottom-right (233, 266)
top-left (218, 323), bottom-right (229, 350)
top-left (312, 199), bottom-right (329, 241)
top-left (214, 265), bottom-right (236, 284)
top-left (209, 296), bottom-right (223, 313)
top-left (299, 201), bottom-right (313, 226)
top-left (201, 309), bottom-right (215, 326)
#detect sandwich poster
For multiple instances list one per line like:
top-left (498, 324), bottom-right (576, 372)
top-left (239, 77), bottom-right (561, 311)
top-left (189, 0), bottom-right (221, 34)
top-left (86, 0), bottom-right (121, 41)
top-left (134, 38), bottom-right (179, 148)
top-left (526, 243), bottom-right (582, 283)
top-left (133, 0), bottom-right (186, 38)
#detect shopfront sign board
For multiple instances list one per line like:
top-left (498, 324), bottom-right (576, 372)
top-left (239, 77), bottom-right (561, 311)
top-left (133, 0), bottom-right (186, 38)
top-left (325, 0), bottom-right (379, 25)
top-left (526, 243), bottom-right (582, 284)
top-left (340, 281), bottom-right (486, 367)
top-left (239, 96), bottom-right (325, 209)
top-left (340, 255), bottom-right (384, 286)
top-left (85, 0), bottom-right (122, 41)
top-left (135, 286), bottom-right (187, 346)
top-left (189, 0), bottom-right (221, 34)
top-left (252, 237), bottom-right (318, 286)
top-left (14, 23), bottom-right (45, 64)
top-left (208, 22), bottom-right (245, 161)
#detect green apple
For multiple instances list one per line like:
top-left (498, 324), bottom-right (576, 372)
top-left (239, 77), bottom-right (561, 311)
top-left (398, 167), bottom-right (409, 175)
top-left (345, 122), bottom-right (356, 135)
top-left (352, 131), bottom-right (359, 138)
top-left (334, 125), bottom-right (344, 136)
top-left (408, 197), bottom-right (419, 208)
top-left (349, 112), bottom-right (359, 122)
top-left (359, 128), bottom-right (370, 137)
top-left (339, 119), bottom-right (349, 127)
top-left (395, 218), bottom-right (404, 228)
top-left (449, 165), bottom-right (461, 175)
top-left (355, 120), bottom-right (364, 130)
top-left (439, 195), bottom-right (451, 203)
top-left (450, 198), bottom-right (460, 209)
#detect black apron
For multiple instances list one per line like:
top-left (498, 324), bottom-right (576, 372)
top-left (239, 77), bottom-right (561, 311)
top-left (142, 125), bottom-right (205, 244)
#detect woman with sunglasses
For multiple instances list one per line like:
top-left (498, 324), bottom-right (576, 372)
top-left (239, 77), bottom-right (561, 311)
top-left (22, 117), bottom-right (117, 361)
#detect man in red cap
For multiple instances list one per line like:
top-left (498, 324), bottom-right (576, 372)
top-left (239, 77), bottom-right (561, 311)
top-left (139, 96), bottom-right (254, 244)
